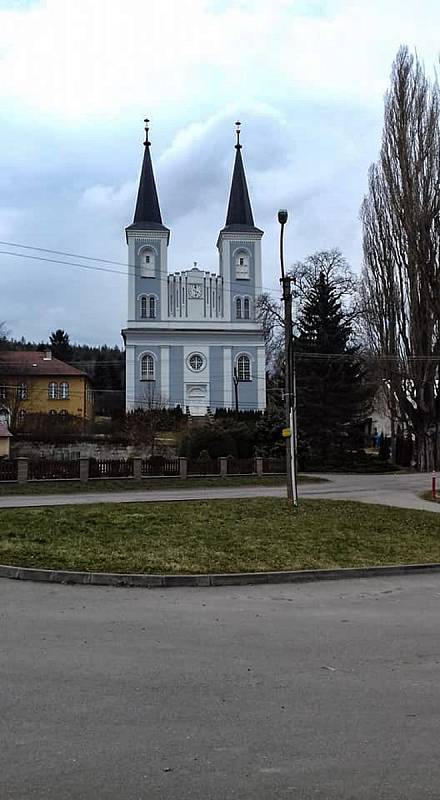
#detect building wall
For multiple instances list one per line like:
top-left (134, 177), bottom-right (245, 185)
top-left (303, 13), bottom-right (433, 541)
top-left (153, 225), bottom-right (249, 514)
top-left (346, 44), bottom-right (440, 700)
top-left (124, 225), bottom-right (266, 415)
top-left (0, 436), bottom-right (10, 458)
top-left (228, 239), bottom-right (257, 321)
top-left (133, 236), bottom-right (163, 322)
top-left (133, 344), bottom-right (161, 408)
top-left (125, 332), bottom-right (265, 414)
top-left (1, 376), bottom-right (93, 419)
top-left (169, 346), bottom-right (184, 407)
top-left (231, 345), bottom-right (259, 409)
top-left (209, 346), bottom-right (224, 409)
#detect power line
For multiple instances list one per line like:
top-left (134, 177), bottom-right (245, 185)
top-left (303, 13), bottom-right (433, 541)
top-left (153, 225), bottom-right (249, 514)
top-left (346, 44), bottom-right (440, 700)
top-left (0, 242), bottom-right (280, 295)
top-left (3, 350), bottom-right (440, 366)
top-left (0, 240), bottom-right (132, 269)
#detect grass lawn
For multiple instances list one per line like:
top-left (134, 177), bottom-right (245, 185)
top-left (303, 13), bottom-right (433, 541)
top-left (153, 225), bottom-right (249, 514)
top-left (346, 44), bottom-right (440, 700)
top-left (0, 474), bottom-right (325, 496)
top-left (1, 498), bottom-right (440, 574)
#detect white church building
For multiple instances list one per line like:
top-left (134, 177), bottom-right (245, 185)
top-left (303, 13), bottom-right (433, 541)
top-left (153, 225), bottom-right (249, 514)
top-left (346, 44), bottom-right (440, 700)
top-left (122, 121), bottom-right (266, 416)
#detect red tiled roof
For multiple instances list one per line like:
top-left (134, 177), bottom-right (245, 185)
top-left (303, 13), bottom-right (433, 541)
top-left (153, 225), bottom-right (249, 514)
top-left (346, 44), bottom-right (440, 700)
top-left (0, 351), bottom-right (90, 379)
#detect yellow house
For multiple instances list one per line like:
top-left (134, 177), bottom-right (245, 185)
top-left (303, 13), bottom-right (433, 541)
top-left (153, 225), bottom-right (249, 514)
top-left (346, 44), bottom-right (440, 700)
top-left (0, 350), bottom-right (93, 424)
top-left (0, 421), bottom-right (11, 457)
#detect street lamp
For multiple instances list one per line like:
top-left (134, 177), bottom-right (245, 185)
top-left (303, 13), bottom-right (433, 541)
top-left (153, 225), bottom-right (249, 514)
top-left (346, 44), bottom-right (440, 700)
top-left (278, 210), bottom-right (298, 509)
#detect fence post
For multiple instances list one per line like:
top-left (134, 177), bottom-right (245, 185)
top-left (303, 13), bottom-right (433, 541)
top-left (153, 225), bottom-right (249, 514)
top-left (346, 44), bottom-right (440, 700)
top-left (16, 457), bottom-right (28, 484)
top-left (80, 457), bottom-right (89, 483)
top-left (179, 457), bottom-right (188, 479)
top-left (255, 457), bottom-right (263, 477)
top-left (133, 457), bottom-right (142, 481)
top-left (219, 457), bottom-right (228, 477)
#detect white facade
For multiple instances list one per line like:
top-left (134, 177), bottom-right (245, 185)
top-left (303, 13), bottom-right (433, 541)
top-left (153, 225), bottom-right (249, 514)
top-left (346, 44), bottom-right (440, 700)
top-left (123, 126), bottom-right (266, 416)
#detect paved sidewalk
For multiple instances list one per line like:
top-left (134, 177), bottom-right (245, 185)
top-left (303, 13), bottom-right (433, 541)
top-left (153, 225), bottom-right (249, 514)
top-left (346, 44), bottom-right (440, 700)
top-left (0, 472), bottom-right (437, 512)
top-left (3, 574), bottom-right (440, 799)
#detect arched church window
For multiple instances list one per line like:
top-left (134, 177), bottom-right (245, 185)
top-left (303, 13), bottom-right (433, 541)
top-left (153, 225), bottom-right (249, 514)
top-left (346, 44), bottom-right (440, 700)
top-left (59, 381), bottom-right (69, 400)
top-left (48, 382), bottom-right (58, 399)
top-left (149, 296), bottom-right (156, 318)
top-left (140, 248), bottom-right (155, 277)
top-left (243, 298), bottom-right (250, 319)
top-left (235, 251), bottom-right (250, 279)
top-left (141, 354), bottom-right (155, 381)
top-left (140, 296), bottom-right (147, 318)
top-left (236, 354), bottom-right (251, 382)
top-left (236, 297), bottom-right (242, 319)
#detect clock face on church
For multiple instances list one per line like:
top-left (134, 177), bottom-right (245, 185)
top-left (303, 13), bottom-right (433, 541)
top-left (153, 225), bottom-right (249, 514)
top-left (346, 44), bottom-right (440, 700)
top-left (188, 284), bottom-right (203, 299)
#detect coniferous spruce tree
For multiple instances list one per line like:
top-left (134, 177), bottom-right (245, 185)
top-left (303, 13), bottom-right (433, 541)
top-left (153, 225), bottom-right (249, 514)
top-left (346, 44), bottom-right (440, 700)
top-left (296, 269), bottom-right (369, 465)
top-left (49, 329), bottom-right (73, 362)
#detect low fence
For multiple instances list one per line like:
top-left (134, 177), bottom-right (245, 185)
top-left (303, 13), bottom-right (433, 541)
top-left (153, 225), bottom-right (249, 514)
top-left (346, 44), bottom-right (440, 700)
top-left (0, 455), bottom-right (286, 484)
top-left (188, 458), bottom-right (221, 476)
top-left (142, 457), bottom-right (180, 477)
top-left (0, 460), bottom-right (18, 482)
top-left (227, 458), bottom-right (255, 475)
top-left (29, 459), bottom-right (81, 481)
top-left (262, 458), bottom-right (286, 474)
top-left (89, 458), bottom-right (134, 479)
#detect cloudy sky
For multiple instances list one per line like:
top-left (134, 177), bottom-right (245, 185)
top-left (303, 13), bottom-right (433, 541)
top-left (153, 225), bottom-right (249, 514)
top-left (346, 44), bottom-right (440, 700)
top-left (1, 0), bottom-right (439, 346)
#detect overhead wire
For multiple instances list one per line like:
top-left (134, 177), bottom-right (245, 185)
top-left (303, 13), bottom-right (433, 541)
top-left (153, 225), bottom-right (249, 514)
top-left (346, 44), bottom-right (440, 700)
top-left (2, 240), bottom-right (439, 377)
top-left (0, 240), bottom-right (280, 295)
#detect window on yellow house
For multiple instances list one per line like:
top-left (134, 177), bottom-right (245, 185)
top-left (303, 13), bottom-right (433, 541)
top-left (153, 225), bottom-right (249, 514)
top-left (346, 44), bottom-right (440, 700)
top-left (17, 383), bottom-right (28, 400)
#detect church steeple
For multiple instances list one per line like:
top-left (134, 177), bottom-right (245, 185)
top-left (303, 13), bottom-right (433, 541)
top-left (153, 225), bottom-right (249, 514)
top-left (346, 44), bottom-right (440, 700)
top-left (224, 121), bottom-right (256, 228)
top-left (127, 119), bottom-right (169, 233)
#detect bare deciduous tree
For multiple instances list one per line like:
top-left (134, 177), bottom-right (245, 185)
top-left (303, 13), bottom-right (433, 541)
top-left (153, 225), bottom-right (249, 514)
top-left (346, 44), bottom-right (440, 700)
top-left (361, 46), bottom-right (440, 470)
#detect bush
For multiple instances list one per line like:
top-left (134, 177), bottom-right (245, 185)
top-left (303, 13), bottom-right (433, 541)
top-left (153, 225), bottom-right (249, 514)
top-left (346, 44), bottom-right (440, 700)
top-left (214, 408), bottom-right (263, 424)
top-left (378, 433), bottom-right (391, 462)
top-left (16, 412), bottom-right (87, 440)
top-left (179, 422), bottom-right (255, 459)
top-left (123, 407), bottom-right (186, 446)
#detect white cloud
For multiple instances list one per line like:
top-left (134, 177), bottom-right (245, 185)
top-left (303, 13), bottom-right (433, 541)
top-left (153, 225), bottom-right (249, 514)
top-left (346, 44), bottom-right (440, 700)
top-left (0, 0), bottom-right (439, 120)
top-left (1, 0), bottom-right (440, 342)
top-left (79, 182), bottom-right (134, 213)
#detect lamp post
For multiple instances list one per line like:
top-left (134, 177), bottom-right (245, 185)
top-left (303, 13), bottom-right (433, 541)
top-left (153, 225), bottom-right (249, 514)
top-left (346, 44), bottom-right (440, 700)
top-left (233, 367), bottom-right (239, 412)
top-left (278, 209), bottom-right (298, 508)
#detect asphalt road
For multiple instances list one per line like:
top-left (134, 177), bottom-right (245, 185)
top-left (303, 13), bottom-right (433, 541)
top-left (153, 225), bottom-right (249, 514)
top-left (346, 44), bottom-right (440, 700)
top-left (2, 574), bottom-right (440, 799)
top-left (0, 471), bottom-right (437, 511)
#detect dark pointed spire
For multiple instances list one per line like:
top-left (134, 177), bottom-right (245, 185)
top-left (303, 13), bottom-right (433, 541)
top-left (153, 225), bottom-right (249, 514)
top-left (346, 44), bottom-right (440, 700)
top-left (224, 121), bottom-right (256, 229)
top-left (127, 119), bottom-right (168, 233)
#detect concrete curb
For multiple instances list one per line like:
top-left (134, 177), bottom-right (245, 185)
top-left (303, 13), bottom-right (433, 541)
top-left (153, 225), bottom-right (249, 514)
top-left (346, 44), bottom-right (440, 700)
top-left (2, 561), bottom-right (440, 588)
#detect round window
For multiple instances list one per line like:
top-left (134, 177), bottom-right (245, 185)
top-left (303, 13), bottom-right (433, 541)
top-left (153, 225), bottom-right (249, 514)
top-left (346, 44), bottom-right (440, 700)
top-left (188, 353), bottom-right (204, 372)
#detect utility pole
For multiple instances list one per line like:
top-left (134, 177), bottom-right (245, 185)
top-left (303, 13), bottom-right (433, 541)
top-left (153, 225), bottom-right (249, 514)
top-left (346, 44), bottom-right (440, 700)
top-left (278, 209), bottom-right (298, 509)
top-left (233, 367), bottom-right (239, 412)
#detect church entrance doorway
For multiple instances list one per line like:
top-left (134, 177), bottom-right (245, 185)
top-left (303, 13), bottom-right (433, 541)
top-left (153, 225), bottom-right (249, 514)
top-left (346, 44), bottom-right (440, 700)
top-left (185, 383), bottom-right (208, 416)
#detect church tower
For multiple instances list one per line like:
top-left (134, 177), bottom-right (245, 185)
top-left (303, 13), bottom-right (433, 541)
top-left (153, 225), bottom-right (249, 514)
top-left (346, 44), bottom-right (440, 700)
top-left (217, 121), bottom-right (263, 322)
top-left (123, 120), bottom-right (266, 415)
top-left (124, 120), bottom-right (170, 410)
top-left (126, 119), bottom-right (169, 325)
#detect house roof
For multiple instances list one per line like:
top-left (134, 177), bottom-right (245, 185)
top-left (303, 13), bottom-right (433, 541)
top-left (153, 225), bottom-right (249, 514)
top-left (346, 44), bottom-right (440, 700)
top-left (0, 351), bottom-right (90, 379)
top-left (0, 421), bottom-right (11, 437)
top-left (126, 121), bottom-right (169, 235)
